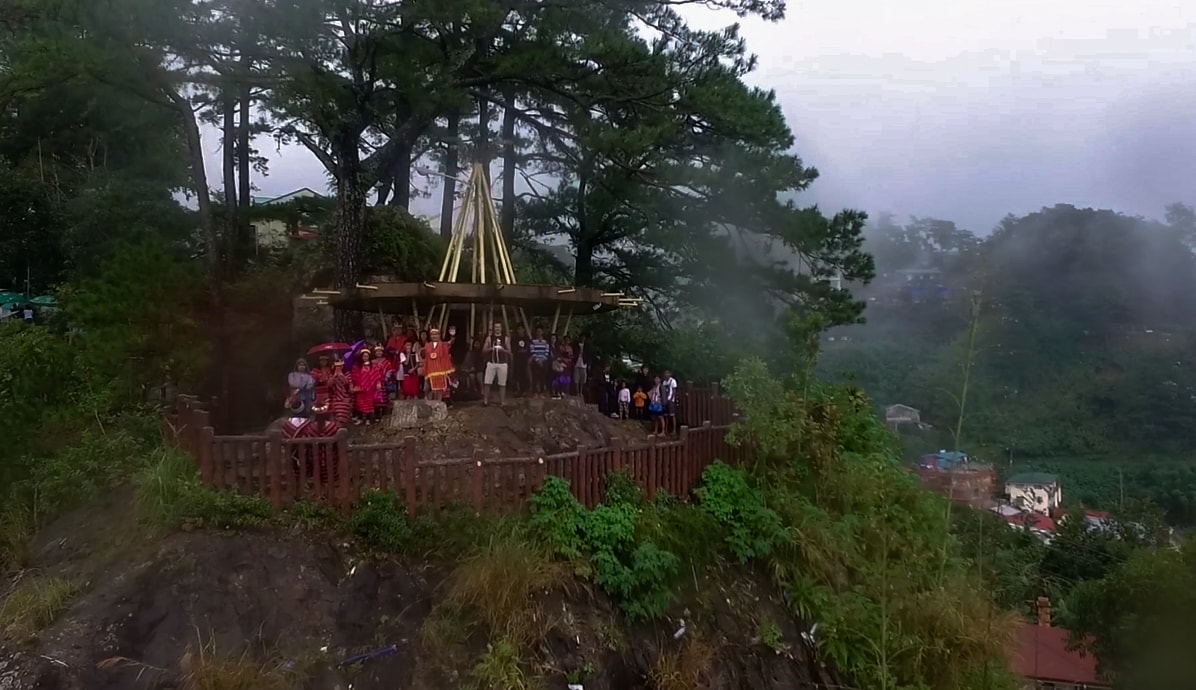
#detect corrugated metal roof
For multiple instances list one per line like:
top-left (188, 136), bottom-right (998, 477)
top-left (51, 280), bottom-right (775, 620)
top-left (1008, 472), bottom-right (1059, 485)
top-left (1011, 624), bottom-right (1107, 687)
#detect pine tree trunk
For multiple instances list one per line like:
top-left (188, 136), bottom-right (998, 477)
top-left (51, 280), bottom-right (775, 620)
top-left (236, 64), bottom-right (252, 255)
top-left (440, 109), bottom-right (460, 239)
top-left (500, 88), bottom-right (517, 242)
top-left (477, 97), bottom-right (491, 183)
top-left (334, 148), bottom-right (367, 340)
top-left (388, 142), bottom-right (412, 209)
top-left (170, 87), bottom-right (229, 430)
top-left (221, 90), bottom-right (237, 267)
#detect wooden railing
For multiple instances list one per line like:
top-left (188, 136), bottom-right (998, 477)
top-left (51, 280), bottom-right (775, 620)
top-left (169, 384), bottom-right (741, 515)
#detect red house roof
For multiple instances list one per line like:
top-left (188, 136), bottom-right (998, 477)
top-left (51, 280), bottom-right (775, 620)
top-left (1004, 513), bottom-right (1057, 532)
top-left (1011, 623), bottom-right (1108, 687)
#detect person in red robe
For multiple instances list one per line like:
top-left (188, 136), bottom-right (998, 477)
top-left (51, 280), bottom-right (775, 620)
top-left (385, 320), bottom-right (406, 366)
top-left (282, 402), bottom-right (341, 495)
top-left (329, 359), bottom-right (352, 425)
top-left (422, 327), bottom-right (454, 401)
top-left (372, 344), bottom-right (393, 412)
top-left (350, 349), bottom-right (382, 425)
top-left (400, 341), bottom-right (420, 399)
top-left (311, 355), bottom-right (333, 404)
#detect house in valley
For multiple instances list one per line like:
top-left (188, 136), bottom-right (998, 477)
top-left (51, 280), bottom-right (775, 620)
top-left (1006, 473), bottom-right (1063, 516)
top-left (912, 450), bottom-right (994, 508)
top-left (250, 188), bottom-right (328, 251)
top-left (1011, 598), bottom-right (1110, 690)
top-left (884, 403), bottom-right (920, 428)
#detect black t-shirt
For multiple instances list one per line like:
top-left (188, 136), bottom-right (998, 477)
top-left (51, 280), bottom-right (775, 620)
top-left (514, 335), bottom-right (530, 359)
top-left (486, 334), bottom-right (511, 363)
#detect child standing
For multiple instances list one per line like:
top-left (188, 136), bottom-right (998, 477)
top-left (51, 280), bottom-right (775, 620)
top-left (617, 381), bottom-right (631, 419)
top-left (648, 376), bottom-right (665, 435)
top-left (632, 385), bottom-right (647, 419)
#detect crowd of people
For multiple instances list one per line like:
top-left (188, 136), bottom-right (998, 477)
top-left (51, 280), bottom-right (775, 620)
top-left (285, 319), bottom-right (682, 434)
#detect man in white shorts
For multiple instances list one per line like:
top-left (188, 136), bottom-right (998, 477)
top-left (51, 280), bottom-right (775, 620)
top-left (482, 322), bottom-right (511, 406)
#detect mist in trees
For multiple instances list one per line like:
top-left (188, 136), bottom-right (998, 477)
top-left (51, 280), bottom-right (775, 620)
top-left (820, 203), bottom-right (1196, 519)
top-left (1, 0), bottom-right (871, 362)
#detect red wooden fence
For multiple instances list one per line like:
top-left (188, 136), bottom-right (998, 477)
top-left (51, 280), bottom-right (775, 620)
top-left (168, 384), bottom-right (741, 516)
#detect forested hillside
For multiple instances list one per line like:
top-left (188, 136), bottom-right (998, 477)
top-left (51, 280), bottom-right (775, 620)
top-left (819, 204), bottom-right (1196, 521)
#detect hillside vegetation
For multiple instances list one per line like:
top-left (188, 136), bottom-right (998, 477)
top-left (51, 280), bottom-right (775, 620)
top-left (819, 205), bottom-right (1196, 523)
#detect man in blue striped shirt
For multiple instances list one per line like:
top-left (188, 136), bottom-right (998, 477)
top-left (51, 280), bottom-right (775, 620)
top-left (529, 328), bottom-right (551, 397)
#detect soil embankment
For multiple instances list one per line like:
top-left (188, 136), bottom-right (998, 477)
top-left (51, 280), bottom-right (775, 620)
top-left (0, 491), bottom-right (839, 690)
top-left (358, 398), bottom-right (650, 459)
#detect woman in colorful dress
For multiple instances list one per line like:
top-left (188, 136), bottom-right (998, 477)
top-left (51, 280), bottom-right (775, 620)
top-left (311, 354), bottom-right (333, 405)
top-left (329, 359), bottom-right (353, 425)
top-left (422, 328), bottom-right (454, 401)
top-left (400, 341), bottom-right (421, 399)
top-left (287, 359), bottom-right (316, 415)
top-left (350, 349), bottom-right (382, 425)
top-left (372, 344), bottom-right (393, 413)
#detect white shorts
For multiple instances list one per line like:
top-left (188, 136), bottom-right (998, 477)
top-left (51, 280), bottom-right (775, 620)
top-left (484, 362), bottom-right (508, 386)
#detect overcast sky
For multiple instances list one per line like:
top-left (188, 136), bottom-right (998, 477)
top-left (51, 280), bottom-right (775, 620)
top-left (204, 0), bottom-right (1196, 235)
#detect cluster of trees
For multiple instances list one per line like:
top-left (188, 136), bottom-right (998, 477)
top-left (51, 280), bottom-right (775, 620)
top-left (1, 0), bottom-right (873, 348)
top-left (818, 203), bottom-right (1196, 518)
top-left (955, 500), bottom-right (1195, 690)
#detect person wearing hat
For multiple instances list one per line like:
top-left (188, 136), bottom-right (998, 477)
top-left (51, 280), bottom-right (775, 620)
top-left (350, 348), bottom-right (383, 425)
top-left (372, 344), bottom-right (393, 413)
top-left (287, 358), bottom-right (316, 415)
top-left (312, 354), bottom-right (334, 405)
top-left (329, 359), bottom-right (353, 425)
top-left (422, 327), bottom-right (454, 401)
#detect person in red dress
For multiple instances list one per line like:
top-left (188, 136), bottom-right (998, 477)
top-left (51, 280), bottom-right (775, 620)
top-left (282, 402), bottom-right (341, 494)
top-left (329, 359), bottom-right (352, 425)
top-left (311, 355), bottom-right (333, 404)
top-left (372, 344), bottom-right (393, 413)
top-left (422, 327), bottom-right (454, 401)
top-left (385, 320), bottom-right (406, 365)
top-left (400, 341), bottom-right (420, 399)
top-left (350, 349), bottom-right (382, 425)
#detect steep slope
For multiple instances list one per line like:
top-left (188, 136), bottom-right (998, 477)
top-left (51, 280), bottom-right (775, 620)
top-left (0, 493), bottom-right (839, 690)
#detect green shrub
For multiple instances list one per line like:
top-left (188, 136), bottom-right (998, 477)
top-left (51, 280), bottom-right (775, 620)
top-left (183, 487), bottom-right (272, 530)
top-left (696, 462), bottom-right (788, 563)
top-left (529, 477), bottom-right (679, 620)
top-left (528, 477), bottom-right (587, 560)
top-left (348, 492), bottom-right (413, 552)
top-left (134, 448), bottom-right (270, 531)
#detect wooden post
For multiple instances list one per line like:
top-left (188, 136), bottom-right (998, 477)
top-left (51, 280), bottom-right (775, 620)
top-left (336, 428), bottom-right (352, 515)
top-left (404, 436), bottom-right (418, 515)
top-left (679, 425), bottom-right (690, 498)
top-left (533, 457), bottom-right (546, 502)
top-left (472, 450), bottom-right (484, 514)
top-left (199, 426), bottom-right (215, 487)
top-left (267, 429), bottom-right (283, 510)
top-left (685, 380), bottom-right (695, 427)
top-left (647, 435), bottom-right (658, 501)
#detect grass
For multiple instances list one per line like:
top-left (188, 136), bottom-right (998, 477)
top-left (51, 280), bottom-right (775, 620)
top-left (442, 526), bottom-right (568, 644)
top-left (0, 504), bottom-right (33, 572)
top-left (0, 575), bottom-right (82, 637)
top-left (179, 633), bottom-right (299, 690)
top-left (470, 637), bottom-right (540, 690)
top-left (756, 618), bottom-right (784, 652)
top-left (648, 632), bottom-right (715, 690)
top-left (134, 447), bottom-right (200, 531)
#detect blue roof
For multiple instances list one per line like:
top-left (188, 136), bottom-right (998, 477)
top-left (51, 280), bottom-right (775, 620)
top-left (920, 450), bottom-right (975, 471)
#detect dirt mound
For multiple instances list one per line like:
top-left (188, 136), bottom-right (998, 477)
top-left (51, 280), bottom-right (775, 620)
top-left (0, 498), bottom-right (838, 690)
top-left (358, 397), bottom-right (650, 459)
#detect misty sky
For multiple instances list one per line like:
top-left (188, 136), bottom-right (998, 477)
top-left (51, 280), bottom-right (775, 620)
top-left (203, 0), bottom-right (1196, 235)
